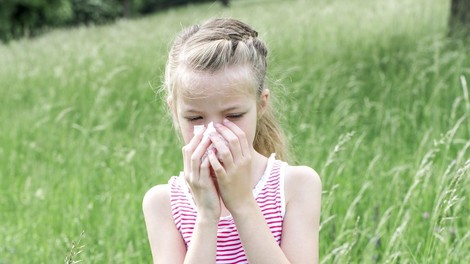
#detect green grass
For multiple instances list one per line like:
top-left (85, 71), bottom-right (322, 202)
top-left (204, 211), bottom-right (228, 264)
top-left (1, 0), bottom-right (469, 262)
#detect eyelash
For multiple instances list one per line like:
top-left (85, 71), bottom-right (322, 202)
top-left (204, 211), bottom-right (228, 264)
top-left (227, 113), bottom-right (244, 119)
top-left (185, 113), bottom-right (244, 122)
top-left (185, 116), bottom-right (202, 122)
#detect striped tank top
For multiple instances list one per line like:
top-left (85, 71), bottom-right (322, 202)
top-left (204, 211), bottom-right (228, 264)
top-left (168, 154), bottom-right (287, 263)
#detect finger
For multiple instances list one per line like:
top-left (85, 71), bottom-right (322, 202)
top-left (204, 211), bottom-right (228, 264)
top-left (193, 132), bottom-right (213, 159)
top-left (202, 154), bottom-right (221, 196)
top-left (183, 127), bottom-right (206, 178)
top-left (199, 155), bottom-right (211, 182)
top-left (184, 126), bottom-right (206, 158)
top-left (222, 119), bottom-right (250, 157)
top-left (190, 135), bottom-right (213, 180)
top-left (209, 131), bottom-right (234, 167)
top-left (214, 122), bottom-right (243, 162)
top-left (208, 149), bottom-right (226, 179)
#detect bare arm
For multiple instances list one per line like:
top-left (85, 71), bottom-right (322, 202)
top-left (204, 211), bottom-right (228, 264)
top-left (210, 120), bottom-right (322, 263)
top-left (229, 166), bottom-right (321, 264)
top-left (281, 165), bottom-right (322, 263)
top-left (143, 184), bottom-right (186, 264)
top-left (231, 198), bottom-right (291, 264)
top-left (143, 184), bottom-right (220, 264)
top-left (183, 217), bottom-right (218, 264)
top-left (143, 126), bottom-right (222, 263)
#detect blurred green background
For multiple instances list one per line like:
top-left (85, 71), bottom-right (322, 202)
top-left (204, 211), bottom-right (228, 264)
top-left (0, 0), bottom-right (217, 41)
top-left (0, 0), bottom-right (469, 263)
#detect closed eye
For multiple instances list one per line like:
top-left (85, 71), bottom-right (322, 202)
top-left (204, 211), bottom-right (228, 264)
top-left (185, 116), bottom-right (203, 122)
top-left (227, 113), bottom-right (244, 120)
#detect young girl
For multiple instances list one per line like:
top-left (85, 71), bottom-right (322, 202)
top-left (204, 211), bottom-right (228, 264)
top-left (143, 18), bottom-right (321, 264)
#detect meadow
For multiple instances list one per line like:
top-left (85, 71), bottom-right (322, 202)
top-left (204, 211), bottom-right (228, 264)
top-left (0, 0), bottom-right (469, 263)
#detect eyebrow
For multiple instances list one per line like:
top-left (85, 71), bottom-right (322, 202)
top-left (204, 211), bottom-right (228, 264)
top-left (223, 106), bottom-right (243, 112)
top-left (183, 106), bottom-right (244, 114)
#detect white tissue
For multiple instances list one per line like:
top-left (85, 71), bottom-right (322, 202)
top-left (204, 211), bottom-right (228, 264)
top-left (193, 124), bottom-right (205, 135)
top-left (204, 122), bottom-right (217, 137)
top-left (193, 121), bottom-right (217, 137)
top-left (193, 122), bottom-right (227, 161)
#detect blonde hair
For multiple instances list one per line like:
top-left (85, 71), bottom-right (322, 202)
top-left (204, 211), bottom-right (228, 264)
top-left (164, 18), bottom-right (289, 161)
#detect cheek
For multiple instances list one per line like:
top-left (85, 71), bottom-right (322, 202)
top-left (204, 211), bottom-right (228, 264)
top-left (174, 110), bottom-right (195, 144)
top-left (179, 124), bottom-right (194, 145)
top-left (246, 127), bottom-right (257, 146)
top-left (236, 117), bottom-right (257, 146)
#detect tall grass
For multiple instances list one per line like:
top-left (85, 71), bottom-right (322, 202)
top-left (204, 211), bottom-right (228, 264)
top-left (0, 0), bottom-right (468, 262)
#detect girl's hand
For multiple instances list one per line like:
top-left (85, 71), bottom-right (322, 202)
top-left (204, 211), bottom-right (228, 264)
top-left (183, 127), bottom-right (221, 221)
top-left (207, 119), bottom-right (254, 213)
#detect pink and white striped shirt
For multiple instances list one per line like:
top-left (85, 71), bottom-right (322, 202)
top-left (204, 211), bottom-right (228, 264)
top-left (168, 154), bottom-right (287, 263)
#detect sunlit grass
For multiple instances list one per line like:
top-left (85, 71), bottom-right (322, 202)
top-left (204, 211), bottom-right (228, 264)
top-left (0, 0), bottom-right (468, 262)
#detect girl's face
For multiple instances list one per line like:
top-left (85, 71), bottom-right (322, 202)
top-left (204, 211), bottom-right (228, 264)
top-left (172, 65), bottom-right (268, 149)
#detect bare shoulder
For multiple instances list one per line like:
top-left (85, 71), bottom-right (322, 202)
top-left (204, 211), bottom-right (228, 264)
top-left (142, 184), bottom-right (171, 215)
top-left (284, 165), bottom-right (322, 199)
top-left (143, 183), bottom-right (187, 263)
top-left (281, 165), bottom-right (322, 262)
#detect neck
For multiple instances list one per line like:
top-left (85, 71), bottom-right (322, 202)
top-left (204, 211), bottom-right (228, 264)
top-left (250, 150), bottom-right (269, 188)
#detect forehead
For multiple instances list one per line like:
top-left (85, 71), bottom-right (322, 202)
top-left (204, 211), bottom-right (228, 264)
top-left (179, 92), bottom-right (252, 114)
top-left (176, 64), bottom-right (257, 100)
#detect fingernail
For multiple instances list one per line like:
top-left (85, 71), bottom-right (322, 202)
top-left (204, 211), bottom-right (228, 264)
top-left (223, 118), bottom-right (230, 124)
top-left (214, 122), bottom-right (222, 127)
